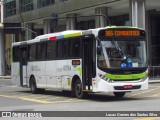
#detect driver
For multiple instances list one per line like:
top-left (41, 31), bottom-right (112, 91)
top-left (126, 46), bottom-right (136, 57)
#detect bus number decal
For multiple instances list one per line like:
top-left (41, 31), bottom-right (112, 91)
top-left (31, 65), bottom-right (41, 72)
top-left (72, 60), bottom-right (80, 66)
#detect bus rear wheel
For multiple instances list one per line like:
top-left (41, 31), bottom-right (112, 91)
top-left (30, 77), bottom-right (38, 94)
top-left (74, 79), bottom-right (86, 99)
top-left (30, 77), bottom-right (45, 94)
top-left (113, 92), bottom-right (125, 97)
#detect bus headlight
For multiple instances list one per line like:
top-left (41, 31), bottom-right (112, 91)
top-left (98, 73), bottom-right (110, 82)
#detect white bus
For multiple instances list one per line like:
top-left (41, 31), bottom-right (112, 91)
top-left (12, 26), bottom-right (148, 98)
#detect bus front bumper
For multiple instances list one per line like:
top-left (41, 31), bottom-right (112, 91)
top-left (97, 77), bottom-right (148, 93)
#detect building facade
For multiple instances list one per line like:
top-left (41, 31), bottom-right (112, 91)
top-left (2, 0), bottom-right (160, 74)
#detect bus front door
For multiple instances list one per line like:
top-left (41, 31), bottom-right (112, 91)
top-left (82, 35), bottom-right (94, 91)
top-left (20, 46), bottom-right (28, 86)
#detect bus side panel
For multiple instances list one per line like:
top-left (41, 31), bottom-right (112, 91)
top-left (56, 60), bottom-right (69, 90)
top-left (65, 59), bottom-right (82, 90)
top-left (11, 62), bottom-right (20, 86)
top-left (46, 59), bottom-right (82, 91)
top-left (22, 66), bottom-right (27, 85)
top-left (46, 60), bottom-right (57, 89)
top-left (27, 61), bottom-right (46, 88)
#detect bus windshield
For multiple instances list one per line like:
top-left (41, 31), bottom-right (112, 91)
top-left (97, 38), bottom-right (147, 68)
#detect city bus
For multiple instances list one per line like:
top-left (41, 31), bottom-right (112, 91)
top-left (11, 26), bottom-right (148, 98)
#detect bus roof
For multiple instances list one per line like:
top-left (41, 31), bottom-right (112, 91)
top-left (12, 30), bottom-right (83, 46)
top-left (12, 26), bottom-right (144, 46)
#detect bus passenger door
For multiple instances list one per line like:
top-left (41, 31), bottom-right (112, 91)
top-left (20, 46), bottom-right (28, 86)
top-left (82, 35), bottom-right (96, 90)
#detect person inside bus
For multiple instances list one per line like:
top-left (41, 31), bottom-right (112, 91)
top-left (125, 42), bottom-right (136, 58)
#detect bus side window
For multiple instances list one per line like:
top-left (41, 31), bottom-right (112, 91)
top-left (69, 38), bottom-right (81, 58)
top-left (22, 48), bottom-right (27, 65)
top-left (13, 46), bottom-right (20, 62)
top-left (57, 40), bottom-right (63, 59)
top-left (37, 42), bottom-right (46, 60)
top-left (63, 40), bottom-right (68, 58)
top-left (57, 40), bottom-right (68, 59)
top-left (29, 44), bottom-right (36, 61)
top-left (47, 41), bottom-right (56, 60)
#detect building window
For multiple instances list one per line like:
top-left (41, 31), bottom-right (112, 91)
top-left (4, 1), bottom-right (16, 17)
top-left (77, 20), bottom-right (95, 30)
top-left (110, 14), bottom-right (129, 26)
top-left (20, 0), bottom-right (34, 13)
top-left (60, 0), bottom-right (69, 2)
top-left (149, 12), bottom-right (160, 66)
top-left (37, 0), bottom-right (55, 8)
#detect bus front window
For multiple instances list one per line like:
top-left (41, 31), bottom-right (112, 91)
top-left (97, 39), bottom-right (147, 68)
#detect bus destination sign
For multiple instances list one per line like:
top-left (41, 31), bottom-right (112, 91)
top-left (97, 28), bottom-right (146, 38)
top-left (105, 30), bottom-right (141, 37)
top-left (98, 29), bottom-right (146, 37)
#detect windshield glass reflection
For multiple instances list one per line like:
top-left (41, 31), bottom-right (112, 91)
top-left (98, 39), bottom-right (147, 68)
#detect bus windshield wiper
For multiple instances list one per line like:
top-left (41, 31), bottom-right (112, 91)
top-left (111, 39), bottom-right (126, 59)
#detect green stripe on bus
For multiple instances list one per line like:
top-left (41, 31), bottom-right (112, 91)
top-left (64, 32), bottom-right (81, 38)
top-left (105, 72), bottom-right (146, 80)
top-left (76, 67), bottom-right (82, 77)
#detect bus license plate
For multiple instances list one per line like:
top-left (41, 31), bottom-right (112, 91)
top-left (124, 85), bottom-right (133, 89)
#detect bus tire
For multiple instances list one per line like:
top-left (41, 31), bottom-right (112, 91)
top-left (38, 88), bottom-right (45, 94)
top-left (74, 79), bottom-right (86, 99)
top-left (30, 77), bottom-right (38, 94)
top-left (113, 92), bottom-right (125, 97)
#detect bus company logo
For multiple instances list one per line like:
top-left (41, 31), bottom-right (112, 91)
top-left (2, 112), bottom-right (11, 117)
top-left (63, 65), bottom-right (71, 71)
top-left (31, 65), bottom-right (41, 71)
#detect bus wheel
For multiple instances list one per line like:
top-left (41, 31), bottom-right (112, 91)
top-left (75, 79), bottom-right (86, 99)
top-left (113, 92), bottom-right (125, 97)
top-left (30, 77), bottom-right (38, 94)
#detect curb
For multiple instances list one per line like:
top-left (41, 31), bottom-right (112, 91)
top-left (0, 76), bottom-right (11, 79)
top-left (149, 80), bottom-right (160, 84)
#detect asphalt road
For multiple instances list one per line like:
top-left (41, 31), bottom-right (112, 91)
top-left (0, 79), bottom-right (160, 120)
